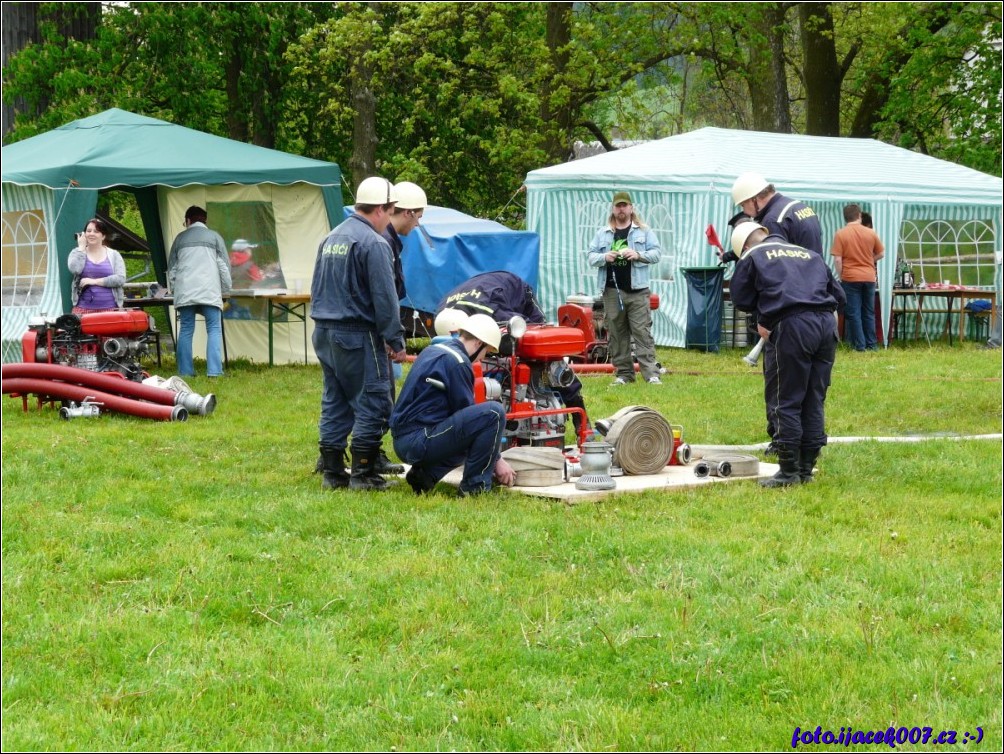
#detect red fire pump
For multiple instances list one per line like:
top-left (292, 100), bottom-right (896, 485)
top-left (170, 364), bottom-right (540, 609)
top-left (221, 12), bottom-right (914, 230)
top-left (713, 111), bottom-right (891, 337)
top-left (474, 319), bottom-right (589, 449)
top-left (22, 310), bottom-right (155, 381)
top-left (557, 292), bottom-right (660, 363)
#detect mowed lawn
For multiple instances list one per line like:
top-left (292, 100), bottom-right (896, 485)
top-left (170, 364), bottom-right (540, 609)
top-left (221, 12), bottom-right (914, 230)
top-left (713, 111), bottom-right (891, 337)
top-left (2, 342), bottom-right (1001, 751)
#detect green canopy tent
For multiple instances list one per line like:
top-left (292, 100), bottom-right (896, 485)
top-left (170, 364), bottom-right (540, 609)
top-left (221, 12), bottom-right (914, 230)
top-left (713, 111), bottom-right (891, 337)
top-left (1, 108), bottom-right (342, 364)
top-left (525, 127), bottom-right (1003, 347)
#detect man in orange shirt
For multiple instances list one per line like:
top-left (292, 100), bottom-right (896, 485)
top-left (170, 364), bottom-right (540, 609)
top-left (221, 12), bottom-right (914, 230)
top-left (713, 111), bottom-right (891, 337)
top-left (831, 204), bottom-right (885, 351)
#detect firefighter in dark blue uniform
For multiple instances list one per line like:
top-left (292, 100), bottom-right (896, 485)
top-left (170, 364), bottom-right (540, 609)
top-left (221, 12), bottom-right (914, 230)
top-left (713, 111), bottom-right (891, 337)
top-left (311, 177), bottom-right (407, 491)
top-left (730, 172), bottom-right (823, 255)
top-left (728, 223), bottom-right (846, 487)
top-left (437, 271), bottom-right (590, 436)
top-left (721, 174), bottom-right (825, 457)
top-left (390, 314), bottom-right (517, 495)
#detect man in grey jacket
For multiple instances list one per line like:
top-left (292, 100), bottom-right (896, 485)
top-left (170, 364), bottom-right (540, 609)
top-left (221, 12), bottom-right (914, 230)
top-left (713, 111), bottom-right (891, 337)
top-left (167, 206), bottom-right (232, 377)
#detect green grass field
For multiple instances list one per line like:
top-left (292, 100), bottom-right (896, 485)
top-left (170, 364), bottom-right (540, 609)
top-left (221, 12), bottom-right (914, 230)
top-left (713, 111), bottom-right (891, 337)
top-left (2, 343), bottom-right (1001, 751)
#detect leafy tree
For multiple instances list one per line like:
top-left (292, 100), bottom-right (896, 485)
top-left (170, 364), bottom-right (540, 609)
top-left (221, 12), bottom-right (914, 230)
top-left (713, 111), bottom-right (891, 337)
top-left (286, 3), bottom-right (553, 218)
top-left (2, 2), bottom-right (339, 148)
top-left (590, 2), bottom-right (1001, 174)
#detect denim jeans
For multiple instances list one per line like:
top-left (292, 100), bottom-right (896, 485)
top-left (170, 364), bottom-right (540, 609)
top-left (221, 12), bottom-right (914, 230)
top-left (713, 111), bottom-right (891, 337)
top-left (176, 304), bottom-right (224, 376)
top-left (841, 281), bottom-right (876, 351)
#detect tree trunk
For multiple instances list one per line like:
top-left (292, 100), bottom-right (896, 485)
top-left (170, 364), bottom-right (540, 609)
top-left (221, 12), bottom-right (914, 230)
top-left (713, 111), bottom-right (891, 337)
top-left (540, 1), bottom-right (573, 161)
top-left (746, 5), bottom-right (791, 133)
top-left (348, 57), bottom-right (378, 188)
top-left (224, 54), bottom-right (250, 143)
top-left (801, 2), bottom-right (841, 136)
top-left (1, 1), bottom-right (99, 142)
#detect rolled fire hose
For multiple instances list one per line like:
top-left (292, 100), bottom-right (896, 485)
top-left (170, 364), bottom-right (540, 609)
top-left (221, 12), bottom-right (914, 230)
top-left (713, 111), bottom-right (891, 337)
top-left (693, 454), bottom-right (760, 478)
top-left (600, 405), bottom-right (674, 475)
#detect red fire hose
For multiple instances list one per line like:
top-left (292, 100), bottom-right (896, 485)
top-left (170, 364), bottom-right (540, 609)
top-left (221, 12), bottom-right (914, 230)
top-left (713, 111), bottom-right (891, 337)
top-left (3, 363), bottom-right (185, 406)
top-left (3, 378), bottom-right (187, 421)
top-left (571, 363), bottom-right (640, 374)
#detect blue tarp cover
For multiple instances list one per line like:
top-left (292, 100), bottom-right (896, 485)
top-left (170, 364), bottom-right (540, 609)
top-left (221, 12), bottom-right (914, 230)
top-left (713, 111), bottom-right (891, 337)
top-left (345, 205), bottom-right (540, 315)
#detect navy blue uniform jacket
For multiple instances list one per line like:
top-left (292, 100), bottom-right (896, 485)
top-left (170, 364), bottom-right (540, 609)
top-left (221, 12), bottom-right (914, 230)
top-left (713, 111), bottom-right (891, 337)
top-left (729, 235), bottom-right (845, 330)
top-left (438, 271), bottom-right (545, 324)
top-left (390, 338), bottom-right (475, 437)
top-left (756, 193), bottom-right (823, 255)
top-left (310, 213), bottom-right (405, 352)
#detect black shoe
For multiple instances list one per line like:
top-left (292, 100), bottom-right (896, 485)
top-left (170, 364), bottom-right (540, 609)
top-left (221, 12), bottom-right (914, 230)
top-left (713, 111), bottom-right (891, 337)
top-left (349, 447), bottom-right (391, 491)
top-left (760, 446), bottom-right (802, 488)
top-left (374, 449), bottom-right (405, 475)
top-left (319, 446), bottom-right (349, 490)
top-left (764, 441), bottom-right (780, 458)
top-left (405, 466), bottom-right (436, 494)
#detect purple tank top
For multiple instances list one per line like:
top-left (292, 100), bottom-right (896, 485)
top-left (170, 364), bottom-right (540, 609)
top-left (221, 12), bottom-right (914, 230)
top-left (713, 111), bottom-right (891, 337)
top-left (78, 256), bottom-right (117, 310)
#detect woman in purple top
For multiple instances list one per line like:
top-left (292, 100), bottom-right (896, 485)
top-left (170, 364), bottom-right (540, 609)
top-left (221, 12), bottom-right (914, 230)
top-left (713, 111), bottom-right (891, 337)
top-left (67, 218), bottom-right (126, 314)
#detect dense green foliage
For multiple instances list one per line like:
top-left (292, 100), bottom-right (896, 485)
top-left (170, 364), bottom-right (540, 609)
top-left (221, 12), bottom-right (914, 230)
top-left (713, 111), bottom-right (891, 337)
top-left (2, 2), bottom-right (1001, 223)
top-left (2, 344), bottom-right (1001, 749)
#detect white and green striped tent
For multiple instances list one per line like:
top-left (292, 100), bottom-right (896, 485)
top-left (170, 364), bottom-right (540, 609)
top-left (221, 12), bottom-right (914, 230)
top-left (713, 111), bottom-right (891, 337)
top-left (525, 127), bottom-right (1003, 347)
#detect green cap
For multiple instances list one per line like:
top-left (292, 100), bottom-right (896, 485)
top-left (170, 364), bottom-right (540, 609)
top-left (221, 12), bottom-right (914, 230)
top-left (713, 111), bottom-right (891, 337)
top-left (612, 191), bottom-right (632, 205)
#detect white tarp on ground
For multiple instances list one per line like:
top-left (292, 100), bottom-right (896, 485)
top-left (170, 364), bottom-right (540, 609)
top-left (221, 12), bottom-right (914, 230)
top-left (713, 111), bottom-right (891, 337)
top-left (525, 127), bottom-right (1003, 347)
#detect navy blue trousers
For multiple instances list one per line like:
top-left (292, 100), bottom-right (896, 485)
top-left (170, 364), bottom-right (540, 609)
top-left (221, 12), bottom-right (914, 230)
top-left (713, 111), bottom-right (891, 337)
top-left (393, 402), bottom-right (507, 494)
top-left (313, 324), bottom-right (393, 451)
top-left (762, 311), bottom-right (837, 452)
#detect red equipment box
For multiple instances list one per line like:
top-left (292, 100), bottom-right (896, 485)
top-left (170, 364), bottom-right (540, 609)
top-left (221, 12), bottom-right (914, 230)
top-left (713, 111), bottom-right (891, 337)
top-left (79, 310), bottom-right (150, 336)
top-left (518, 326), bottom-right (586, 360)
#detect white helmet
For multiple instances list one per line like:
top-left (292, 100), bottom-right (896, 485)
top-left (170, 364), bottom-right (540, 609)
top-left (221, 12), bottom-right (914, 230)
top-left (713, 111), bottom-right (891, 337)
top-left (458, 313), bottom-right (502, 351)
top-left (434, 308), bottom-right (469, 336)
top-left (355, 176), bottom-right (398, 205)
top-left (730, 222), bottom-right (767, 257)
top-left (731, 172), bottom-right (770, 205)
top-left (395, 181), bottom-right (428, 210)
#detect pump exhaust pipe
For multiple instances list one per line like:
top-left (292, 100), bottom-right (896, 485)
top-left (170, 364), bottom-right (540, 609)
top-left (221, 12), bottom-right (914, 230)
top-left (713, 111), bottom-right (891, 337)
top-left (743, 337), bottom-right (767, 367)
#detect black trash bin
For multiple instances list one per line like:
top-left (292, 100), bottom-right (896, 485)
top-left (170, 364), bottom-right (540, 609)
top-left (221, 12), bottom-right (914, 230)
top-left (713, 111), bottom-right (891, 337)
top-left (681, 266), bottom-right (725, 353)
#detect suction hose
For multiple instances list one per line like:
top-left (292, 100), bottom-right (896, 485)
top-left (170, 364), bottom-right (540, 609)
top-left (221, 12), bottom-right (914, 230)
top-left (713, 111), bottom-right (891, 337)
top-left (2, 363), bottom-right (215, 415)
top-left (3, 378), bottom-right (187, 421)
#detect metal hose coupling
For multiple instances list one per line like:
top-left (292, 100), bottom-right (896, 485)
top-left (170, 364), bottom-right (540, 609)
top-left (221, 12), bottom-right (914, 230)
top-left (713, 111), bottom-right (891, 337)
top-left (59, 399), bottom-right (102, 420)
top-left (173, 391), bottom-right (216, 416)
top-left (693, 454), bottom-right (760, 478)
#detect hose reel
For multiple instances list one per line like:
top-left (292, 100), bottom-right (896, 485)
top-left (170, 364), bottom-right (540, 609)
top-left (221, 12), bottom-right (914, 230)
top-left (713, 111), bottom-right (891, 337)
top-left (596, 404), bottom-right (675, 475)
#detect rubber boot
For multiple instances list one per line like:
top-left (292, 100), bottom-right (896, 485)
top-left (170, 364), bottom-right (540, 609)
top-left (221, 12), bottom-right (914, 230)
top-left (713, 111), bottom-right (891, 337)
top-left (759, 445), bottom-right (802, 488)
top-left (349, 447), bottom-right (390, 491)
top-left (373, 448), bottom-right (405, 475)
top-left (405, 465), bottom-right (437, 494)
top-left (320, 446), bottom-right (349, 490)
top-left (799, 447), bottom-right (821, 484)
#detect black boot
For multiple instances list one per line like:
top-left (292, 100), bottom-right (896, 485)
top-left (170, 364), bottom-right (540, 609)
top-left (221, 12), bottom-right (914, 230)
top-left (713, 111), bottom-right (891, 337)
top-left (373, 448), bottom-right (405, 475)
top-left (405, 465), bottom-right (437, 494)
top-left (565, 395), bottom-right (590, 440)
top-left (799, 447), bottom-right (821, 483)
top-left (760, 445), bottom-right (802, 488)
top-left (320, 445), bottom-right (349, 490)
top-left (350, 447), bottom-right (390, 491)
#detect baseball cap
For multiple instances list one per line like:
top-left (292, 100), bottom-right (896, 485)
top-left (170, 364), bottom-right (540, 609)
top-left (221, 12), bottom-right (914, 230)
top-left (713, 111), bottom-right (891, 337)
top-left (612, 191), bottom-right (633, 205)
